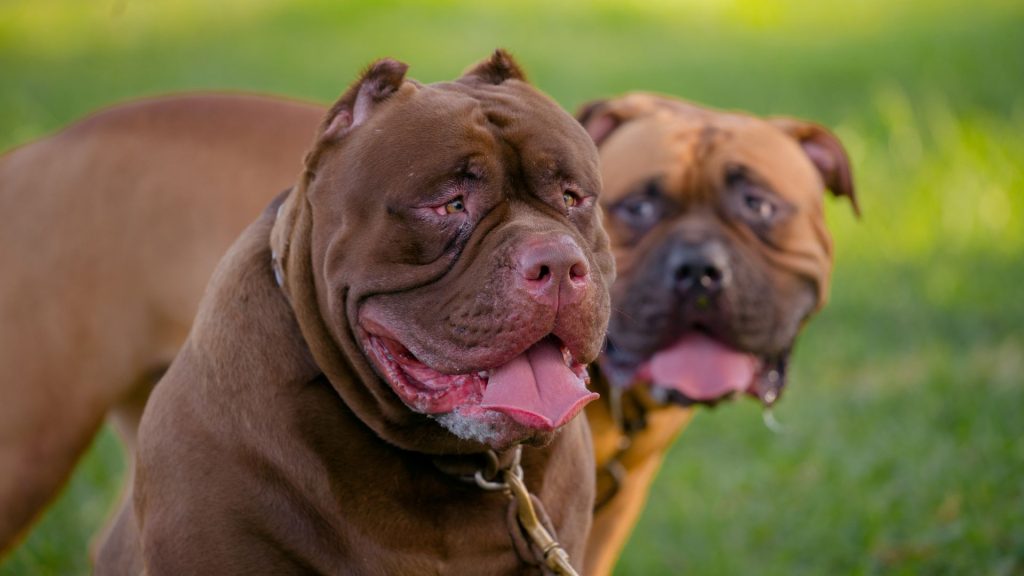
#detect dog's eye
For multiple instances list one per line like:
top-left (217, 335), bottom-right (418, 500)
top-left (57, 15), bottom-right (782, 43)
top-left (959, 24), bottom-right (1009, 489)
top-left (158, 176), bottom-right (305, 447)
top-left (445, 197), bottom-right (466, 214)
top-left (726, 165), bottom-right (784, 225)
top-left (629, 200), bottom-right (654, 218)
top-left (618, 197), bottom-right (657, 225)
top-left (744, 193), bottom-right (775, 220)
top-left (563, 191), bottom-right (579, 208)
top-left (435, 197), bottom-right (466, 215)
top-left (613, 179), bottom-right (672, 232)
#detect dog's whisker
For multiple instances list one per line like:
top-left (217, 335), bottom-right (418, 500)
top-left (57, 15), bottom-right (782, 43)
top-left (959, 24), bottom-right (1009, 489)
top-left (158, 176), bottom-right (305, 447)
top-left (609, 305), bottom-right (638, 324)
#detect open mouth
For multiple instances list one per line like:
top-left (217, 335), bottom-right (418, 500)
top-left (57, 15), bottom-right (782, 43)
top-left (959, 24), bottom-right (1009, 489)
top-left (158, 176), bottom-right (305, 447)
top-left (601, 332), bottom-right (788, 407)
top-left (362, 328), bottom-right (597, 432)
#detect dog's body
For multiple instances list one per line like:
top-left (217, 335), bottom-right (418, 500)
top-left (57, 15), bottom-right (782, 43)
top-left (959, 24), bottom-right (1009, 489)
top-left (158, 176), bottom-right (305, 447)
top-left (0, 94), bottom-right (322, 551)
top-left (8, 52), bottom-right (616, 575)
top-left (0, 84), bottom-right (854, 572)
top-left (578, 94), bottom-right (857, 575)
top-left (98, 205), bottom-right (597, 575)
top-left (584, 386), bottom-right (694, 575)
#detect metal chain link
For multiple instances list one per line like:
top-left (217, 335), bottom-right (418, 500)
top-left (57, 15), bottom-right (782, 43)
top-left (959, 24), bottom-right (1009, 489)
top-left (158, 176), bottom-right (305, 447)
top-left (472, 446), bottom-right (580, 576)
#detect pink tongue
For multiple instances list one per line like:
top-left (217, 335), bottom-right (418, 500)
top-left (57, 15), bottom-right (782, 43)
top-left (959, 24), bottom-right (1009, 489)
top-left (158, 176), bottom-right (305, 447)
top-left (480, 340), bottom-right (598, 430)
top-left (649, 333), bottom-right (758, 401)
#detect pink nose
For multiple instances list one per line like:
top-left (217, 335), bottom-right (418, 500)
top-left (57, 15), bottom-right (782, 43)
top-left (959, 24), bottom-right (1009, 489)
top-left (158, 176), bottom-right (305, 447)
top-left (516, 235), bottom-right (589, 305)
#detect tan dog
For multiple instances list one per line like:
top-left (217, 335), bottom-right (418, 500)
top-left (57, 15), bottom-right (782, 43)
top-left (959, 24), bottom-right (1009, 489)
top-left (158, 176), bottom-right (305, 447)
top-left (95, 51), bottom-right (613, 574)
top-left (577, 94), bottom-right (857, 575)
top-left (0, 87), bottom-right (852, 571)
top-left (0, 93), bottom-right (323, 554)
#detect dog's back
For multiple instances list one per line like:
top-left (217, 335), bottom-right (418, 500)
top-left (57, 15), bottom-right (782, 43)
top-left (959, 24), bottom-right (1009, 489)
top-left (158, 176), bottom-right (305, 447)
top-left (0, 94), bottom-right (320, 552)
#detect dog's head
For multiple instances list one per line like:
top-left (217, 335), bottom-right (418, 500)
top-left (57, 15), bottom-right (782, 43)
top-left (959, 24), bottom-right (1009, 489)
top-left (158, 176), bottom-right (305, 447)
top-left (272, 51), bottom-right (613, 453)
top-left (577, 93), bottom-right (857, 407)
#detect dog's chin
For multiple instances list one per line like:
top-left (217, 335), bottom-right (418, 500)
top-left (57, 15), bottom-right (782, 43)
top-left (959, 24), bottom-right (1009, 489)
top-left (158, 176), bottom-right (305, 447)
top-left (602, 332), bottom-right (790, 408)
top-left (433, 409), bottom-right (556, 452)
top-left (358, 320), bottom-right (597, 450)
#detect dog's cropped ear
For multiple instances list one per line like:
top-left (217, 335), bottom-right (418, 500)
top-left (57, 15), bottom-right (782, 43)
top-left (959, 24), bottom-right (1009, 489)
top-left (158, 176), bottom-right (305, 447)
top-left (460, 49), bottom-right (527, 85)
top-left (575, 94), bottom-right (664, 148)
top-left (318, 58), bottom-right (410, 143)
top-left (770, 117), bottom-right (860, 217)
top-left (575, 99), bottom-right (623, 147)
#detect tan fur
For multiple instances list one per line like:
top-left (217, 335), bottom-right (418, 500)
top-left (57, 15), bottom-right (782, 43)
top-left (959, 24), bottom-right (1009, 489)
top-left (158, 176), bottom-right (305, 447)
top-left (578, 93), bottom-right (855, 576)
top-left (0, 94), bottom-right (321, 552)
top-left (585, 394), bottom-right (694, 575)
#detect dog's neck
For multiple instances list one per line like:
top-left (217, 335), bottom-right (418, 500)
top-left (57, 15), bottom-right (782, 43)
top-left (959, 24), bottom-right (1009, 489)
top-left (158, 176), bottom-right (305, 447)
top-left (586, 367), bottom-right (697, 510)
top-left (430, 445), bottom-right (522, 482)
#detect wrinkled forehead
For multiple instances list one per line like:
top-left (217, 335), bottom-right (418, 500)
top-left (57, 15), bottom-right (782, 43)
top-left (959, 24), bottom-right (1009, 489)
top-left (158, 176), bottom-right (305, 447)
top-left (441, 79), bottom-right (576, 132)
top-left (598, 113), bottom-right (688, 203)
top-left (346, 79), bottom-right (599, 189)
top-left (341, 84), bottom-right (493, 174)
top-left (598, 107), bottom-right (823, 206)
top-left (439, 80), bottom-right (601, 180)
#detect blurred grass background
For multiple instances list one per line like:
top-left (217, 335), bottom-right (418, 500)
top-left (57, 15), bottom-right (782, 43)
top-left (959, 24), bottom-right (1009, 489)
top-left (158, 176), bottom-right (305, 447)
top-left (1, 0), bottom-right (1022, 574)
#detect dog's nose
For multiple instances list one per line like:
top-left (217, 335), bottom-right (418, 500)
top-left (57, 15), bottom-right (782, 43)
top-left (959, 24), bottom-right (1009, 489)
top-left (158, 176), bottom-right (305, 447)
top-left (516, 234), bottom-right (589, 303)
top-left (667, 241), bottom-right (730, 295)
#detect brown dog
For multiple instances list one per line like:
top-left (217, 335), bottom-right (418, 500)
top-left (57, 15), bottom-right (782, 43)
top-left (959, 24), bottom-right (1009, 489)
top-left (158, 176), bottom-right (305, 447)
top-left (94, 51), bottom-right (614, 574)
top-left (0, 94), bottom-right (323, 554)
top-left (0, 85), bottom-right (852, 572)
top-left (576, 94), bottom-right (857, 575)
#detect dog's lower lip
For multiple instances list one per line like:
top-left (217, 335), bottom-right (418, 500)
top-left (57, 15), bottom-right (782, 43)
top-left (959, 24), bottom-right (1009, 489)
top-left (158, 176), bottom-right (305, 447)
top-left (371, 333), bottom-right (466, 384)
top-left (362, 322), bottom-right (587, 402)
top-left (362, 325), bottom-right (597, 437)
top-left (649, 384), bottom-right (732, 407)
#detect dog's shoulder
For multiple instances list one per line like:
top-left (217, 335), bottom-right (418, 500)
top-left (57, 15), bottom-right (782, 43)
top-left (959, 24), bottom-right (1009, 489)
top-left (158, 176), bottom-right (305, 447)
top-left (187, 202), bottom-right (316, 376)
top-left (132, 205), bottom-right (326, 569)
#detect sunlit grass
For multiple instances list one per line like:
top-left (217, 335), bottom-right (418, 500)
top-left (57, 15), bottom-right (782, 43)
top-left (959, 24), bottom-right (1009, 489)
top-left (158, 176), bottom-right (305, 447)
top-left (831, 88), bottom-right (1024, 261)
top-left (0, 429), bottom-right (124, 576)
top-left (1, 0), bottom-right (1022, 574)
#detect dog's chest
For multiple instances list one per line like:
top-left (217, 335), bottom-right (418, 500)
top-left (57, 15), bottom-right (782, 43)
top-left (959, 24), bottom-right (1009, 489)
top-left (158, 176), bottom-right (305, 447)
top-left (298, 454), bottom-right (566, 575)
top-left (286, 388), bottom-right (587, 574)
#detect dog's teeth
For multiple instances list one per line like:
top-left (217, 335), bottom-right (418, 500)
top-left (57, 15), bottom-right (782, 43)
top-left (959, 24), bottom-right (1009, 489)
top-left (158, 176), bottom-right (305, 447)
top-left (477, 371), bottom-right (489, 379)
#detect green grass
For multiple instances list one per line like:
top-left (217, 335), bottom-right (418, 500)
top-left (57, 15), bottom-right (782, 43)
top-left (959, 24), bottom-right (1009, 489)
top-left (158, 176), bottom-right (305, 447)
top-left (2, 0), bottom-right (1022, 573)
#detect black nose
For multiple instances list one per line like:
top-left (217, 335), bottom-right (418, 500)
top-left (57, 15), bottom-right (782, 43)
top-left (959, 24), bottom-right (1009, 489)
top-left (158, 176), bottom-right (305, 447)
top-left (667, 241), bottom-right (730, 295)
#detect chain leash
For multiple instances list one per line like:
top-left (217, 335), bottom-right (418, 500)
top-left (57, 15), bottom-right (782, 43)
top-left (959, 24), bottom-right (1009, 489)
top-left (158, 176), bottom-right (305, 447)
top-left (473, 446), bottom-right (580, 576)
